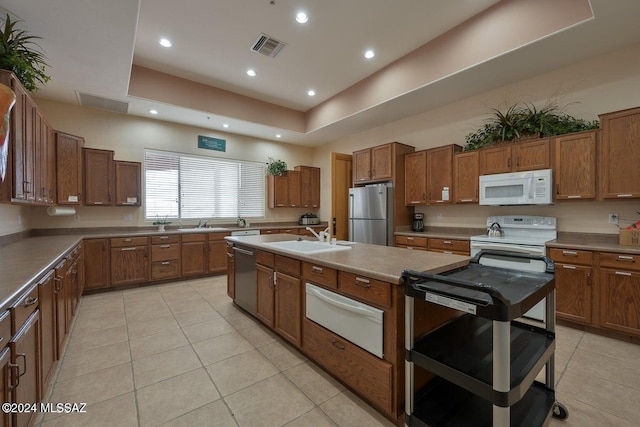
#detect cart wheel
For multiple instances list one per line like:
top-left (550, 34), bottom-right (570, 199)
top-left (552, 402), bottom-right (569, 420)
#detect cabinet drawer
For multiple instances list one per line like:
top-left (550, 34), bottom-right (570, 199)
top-left (11, 284), bottom-right (39, 334)
top-left (396, 245), bottom-right (428, 251)
top-left (69, 242), bottom-right (83, 260)
top-left (302, 262), bottom-right (338, 289)
top-left (395, 235), bottom-right (427, 247)
top-left (600, 252), bottom-right (640, 271)
top-left (151, 243), bottom-right (180, 262)
top-left (339, 272), bottom-right (391, 308)
top-left (275, 255), bottom-right (300, 277)
top-left (548, 248), bottom-right (593, 265)
top-left (209, 232), bottom-right (231, 241)
top-left (0, 311), bottom-right (10, 349)
top-left (151, 260), bottom-right (180, 280)
top-left (260, 229), bottom-right (278, 235)
top-left (256, 251), bottom-right (275, 268)
top-left (428, 238), bottom-right (469, 253)
top-left (111, 236), bottom-right (149, 247)
top-left (428, 249), bottom-right (469, 256)
top-left (151, 235), bottom-right (180, 245)
top-left (279, 228), bottom-right (300, 234)
top-left (181, 233), bottom-right (206, 243)
top-left (302, 318), bottom-right (392, 413)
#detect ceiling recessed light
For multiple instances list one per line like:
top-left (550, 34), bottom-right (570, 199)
top-left (246, 69), bottom-right (256, 77)
top-left (307, 89), bottom-right (316, 97)
top-left (276, 134), bottom-right (282, 138)
top-left (364, 49), bottom-right (375, 59)
top-left (159, 38), bottom-right (172, 48)
top-left (223, 123), bottom-right (229, 128)
top-left (296, 12), bottom-right (308, 24)
top-left (149, 109), bottom-right (158, 115)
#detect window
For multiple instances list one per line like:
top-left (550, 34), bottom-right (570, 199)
top-left (144, 150), bottom-right (265, 220)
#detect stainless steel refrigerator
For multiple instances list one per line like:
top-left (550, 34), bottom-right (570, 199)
top-left (348, 183), bottom-right (393, 246)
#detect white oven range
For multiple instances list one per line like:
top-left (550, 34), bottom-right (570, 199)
top-left (469, 215), bottom-right (557, 322)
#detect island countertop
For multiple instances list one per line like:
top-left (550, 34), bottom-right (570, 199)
top-left (225, 234), bottom-right (470, 284)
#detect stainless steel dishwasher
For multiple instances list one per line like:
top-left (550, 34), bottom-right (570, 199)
top-left (233, 245), bottom-right (256, 315)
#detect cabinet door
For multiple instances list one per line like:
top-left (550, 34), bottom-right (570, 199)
top-left (38, 270), bottom-right (56, 397)
top-left (256, 264), bottom-right (275, 327)
top-left (268, 175), bottom-right (288, 208)
top-left (8, 75), bottom-right (27, 201)
top-left (115, 161), bottom-right (141, 206)
top-left (84, 148), bottom-right (114, 205)
top-left (454, 151), bottom-right (479, 203)
top-left (55, 132), bottom-right (84, 205)
top-left (352, 149), bottom-right (371, 183)
top-left (404, 151), bottom-right (426, 205)
top-left (426, 145), bottom-right (459, 204)
top-left (555, 263), bottom-right (592, 324)
top-left (22, 95), bottom-right (36, 202)
top-left (226, 246), bottom-right (235, 299)
top-left (46, 122), bottom-right (56, 204)
top-left (0, 348), bottom-right (10, 427)
top-left (478, 145), bottom-right (511, 175)
top-left (208, 240), bottom-right (228, 274)
top-left (287, 170), bottom-right (301, 207)
top-left (110, 246), bottom-right (148, 286)
top-left (599, 268), bottom-right (640, 336)
top-left (275, 272), bottom-right (301, 346)
top-left (181, 241), bottom-right (207, 276)
top-left (554, 131), bottom-right (597, 200)
top-left (53, 260), bottom-right (67, 359)
top-left (513, 138), bottom-right (550, 171)
top-left (371, 144), bottom-right (393, 181)
top-left (38, 116), bottom-right (56, 204)
top-left (34, 109), bottom-right (45, 204)
top-left (297, 166), bottom-right (320, 208)
top-left (599, 108), bottom-right (640, 199)
top-left (10, 311), bottom-right (40, 427)
top-left (84, 239), bottom-right (110, 289)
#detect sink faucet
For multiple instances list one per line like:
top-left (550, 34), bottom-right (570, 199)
top-left (197, 219), bottom-right (209, 228)
top-left (306, 227), bottom-right (323, 241)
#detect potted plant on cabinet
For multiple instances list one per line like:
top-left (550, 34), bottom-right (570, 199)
top-left (0, 13), bottom-right (50, 92)
top-left (153, 215), bottom-right (171, 232)
top-left (266, 157), bottom-right (287, 176)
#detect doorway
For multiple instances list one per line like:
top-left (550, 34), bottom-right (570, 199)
top-left (330, 152), bottom-right (352, 240)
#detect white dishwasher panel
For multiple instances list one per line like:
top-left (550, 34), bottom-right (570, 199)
top-left (305, 283), bottom-right (384, 358)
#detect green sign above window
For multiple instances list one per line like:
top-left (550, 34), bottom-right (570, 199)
top-left (198, 135), bottom-right (226, 152)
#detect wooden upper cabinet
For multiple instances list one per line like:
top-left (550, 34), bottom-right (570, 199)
top-left (115, 160), bottom-right (141, 206)
top-left (478, 139), bottom-right (550, 175)
top-left (35, 112), bottom-right (56, 205)
top-left (554, 130), bottom-right (598, 200)
top-left (371, 144), bottom-right (393, 181)
top-left (352, 149), bottom-right (372, 183)
top-left (83, 147), bottom-right (114, 205)
top-left (454, 150), bottom-right (479, 203)
top-left (0, 71), bottom-right (26, 202)
top-left (287, 170), bottom-right (301, 207)
top-left (426, 145), bottom-right (461, 204)
top-left (22, 94), bottom-right (36, 203)
top-left (404, 151), bottom-right (427, 205)
top-left (55, 131), bottom-right (84, 205)
top-left (295, 165), bottom-right (320, 208)
top-left (599, 107), bottom-right (640, 199)
top-left (268, 170), bottom-right (302, 208)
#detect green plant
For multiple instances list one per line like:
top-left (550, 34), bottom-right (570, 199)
top-left (463, 101), bottom-right (599, 151)
top-left (152, 215), bottom-right (171, 225)
top-left (266, 157), bottom-right (287, 176)
top-left (0, 14), bottom-right (50, 92)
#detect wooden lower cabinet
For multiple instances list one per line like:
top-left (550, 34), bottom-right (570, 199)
top-left (53, 260), bottom-right (68, 359)
top-left (38, 270), bottom-right (56, 397)
top-left (256, 264), bottom-right (275, 327)
top-left (599, 257), bottom-right (640, 336)
top-left (555, 263), bottom-right (593, 324)
top-left (226, 244), bottom-right (235, 299)
top-left (84, 239), bottom-right (110, 289)
top-left (427, 238), bottom-right (470, 256)
top-left (303, 318), bottom-right (393, 413)
top-left (274, 272), bottom-right (301, 346)
top-left (151, 235), bottom-right (181, 281)
top-left (0, 347), bottom-right (10, 427)
top-left (208, 233), bottom-right (230, 274)
top-left (181, 234), bottom-right (207, 277)
top-left (10, 311), bottom-right (40, 427)
top-left (110, 245), bottom-right (149, 286)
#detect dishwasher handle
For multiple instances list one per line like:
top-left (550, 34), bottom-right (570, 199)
top-left (307, 285), bottom-right (381, 321)
top-left (233, 247), bottom-right (254, 256)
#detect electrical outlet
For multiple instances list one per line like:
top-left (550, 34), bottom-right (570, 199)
top-left (436, 213), bottom-right (443, 221)
top-left (123, 214), bottom-right (133, 221)
top-left (608, 213), bottom-right (619, 224)
top-left (73, 214), bottom-right (80, 222)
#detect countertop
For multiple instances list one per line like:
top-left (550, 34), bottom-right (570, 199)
top-left (226, 234), bottom-right (470, 284)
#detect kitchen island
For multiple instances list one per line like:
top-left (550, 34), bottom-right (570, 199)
top-left (225, 233), bottom-right (470, 425)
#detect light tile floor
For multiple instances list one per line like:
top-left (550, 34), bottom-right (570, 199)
top-left (34, 275), bottom-right (640, 426)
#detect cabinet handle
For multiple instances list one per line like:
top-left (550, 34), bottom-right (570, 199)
top-left (93, 201), bottom-right (103, 205)
top-left (443, 241), bottom-right (452, 245)
top-left (331, 339), bottom-right (346, 350)
top-left (16, 353), bottom-right (27, 378)
top-left (586, 272), bottom-right (592, 286)
top-left (124, 238), bottom-right (132, 242)
top-left (460, 198), bottom-right (473, 202)
top-left (616, 255), bottom-right (636, 263)
top-left (617, 194), bottom-right (633, 198)
top-left (160, 245), bottom-right (171, 248)
top-left (311, 266), bottom-right (324, 274)
top-left (615, 271), bottom-right (632, 276)
top-left (24, 296), bottom-right (38, 307)
top-left (355, 277), bottom-right (371, 288)
top-left (516, 156), bottom-right (520, 167)
top-left (161, 262), bottom-right (170, 265)
top-left (556, 184), bottom-right (560, 195)
top-left (8, 362), bottom-right (19, 390)
top-left (562, 251), bottom-right (578, 256)
top-left (121, 247), bottom-right (137, 251)
top-left (227, 253), bottom-right (234, 259)
top-left (273, 271), bottom-right (277, 287)
top-left (406, 237), bottom-right (414, 241)
top-left (507, 158), bottom-right (511, 168)
top-left (160, 236), bottom-right (169, 240)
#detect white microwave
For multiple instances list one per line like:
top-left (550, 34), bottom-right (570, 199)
top-left (479, 169), bottom-right (553, 205)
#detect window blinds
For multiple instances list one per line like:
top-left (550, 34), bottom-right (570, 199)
top-left (144, 150), bottom-right (265, 220)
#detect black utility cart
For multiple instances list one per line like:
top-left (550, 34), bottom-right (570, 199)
top-left (403, 251), bottom-right (568, 427)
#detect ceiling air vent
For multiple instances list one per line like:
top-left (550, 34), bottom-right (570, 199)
top-left (251, 33), bottom-right (287, 58)
top-left (78, 92), bottom-right (130, 114)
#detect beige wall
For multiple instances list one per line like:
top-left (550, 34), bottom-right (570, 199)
top-left (314, 43), bottom-right (640, 234)
top-left (26, 101), bottom-right (315, 230)
top-left (0, 204), bottom-right (29, 236)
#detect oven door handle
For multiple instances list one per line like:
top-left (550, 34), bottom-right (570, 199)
top-left (471, 249), bottom-right (555, 273)
top-left (471, 242), bottom-right (543, 255)
top-left (308, 286), bottom-right (381, 321)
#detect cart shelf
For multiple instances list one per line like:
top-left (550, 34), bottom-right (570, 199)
top-left (408, 377), bottom-right (555, 427)
top-left (409, 314), bottom-right (555, 407)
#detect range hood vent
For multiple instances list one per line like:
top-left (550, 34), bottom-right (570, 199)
top-left (251, 33), bottom-right (286, 58)
top-left (78, 92), bottom-right (130, 114)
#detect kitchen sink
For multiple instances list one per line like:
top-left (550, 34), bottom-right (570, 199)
top-left (178, 227), bottom-right (230, 233)
top-left (263, 239), bottom-right (351, 255)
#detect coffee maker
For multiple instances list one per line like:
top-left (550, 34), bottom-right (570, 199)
top-left (412, 213), bottom-right (424, 232)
